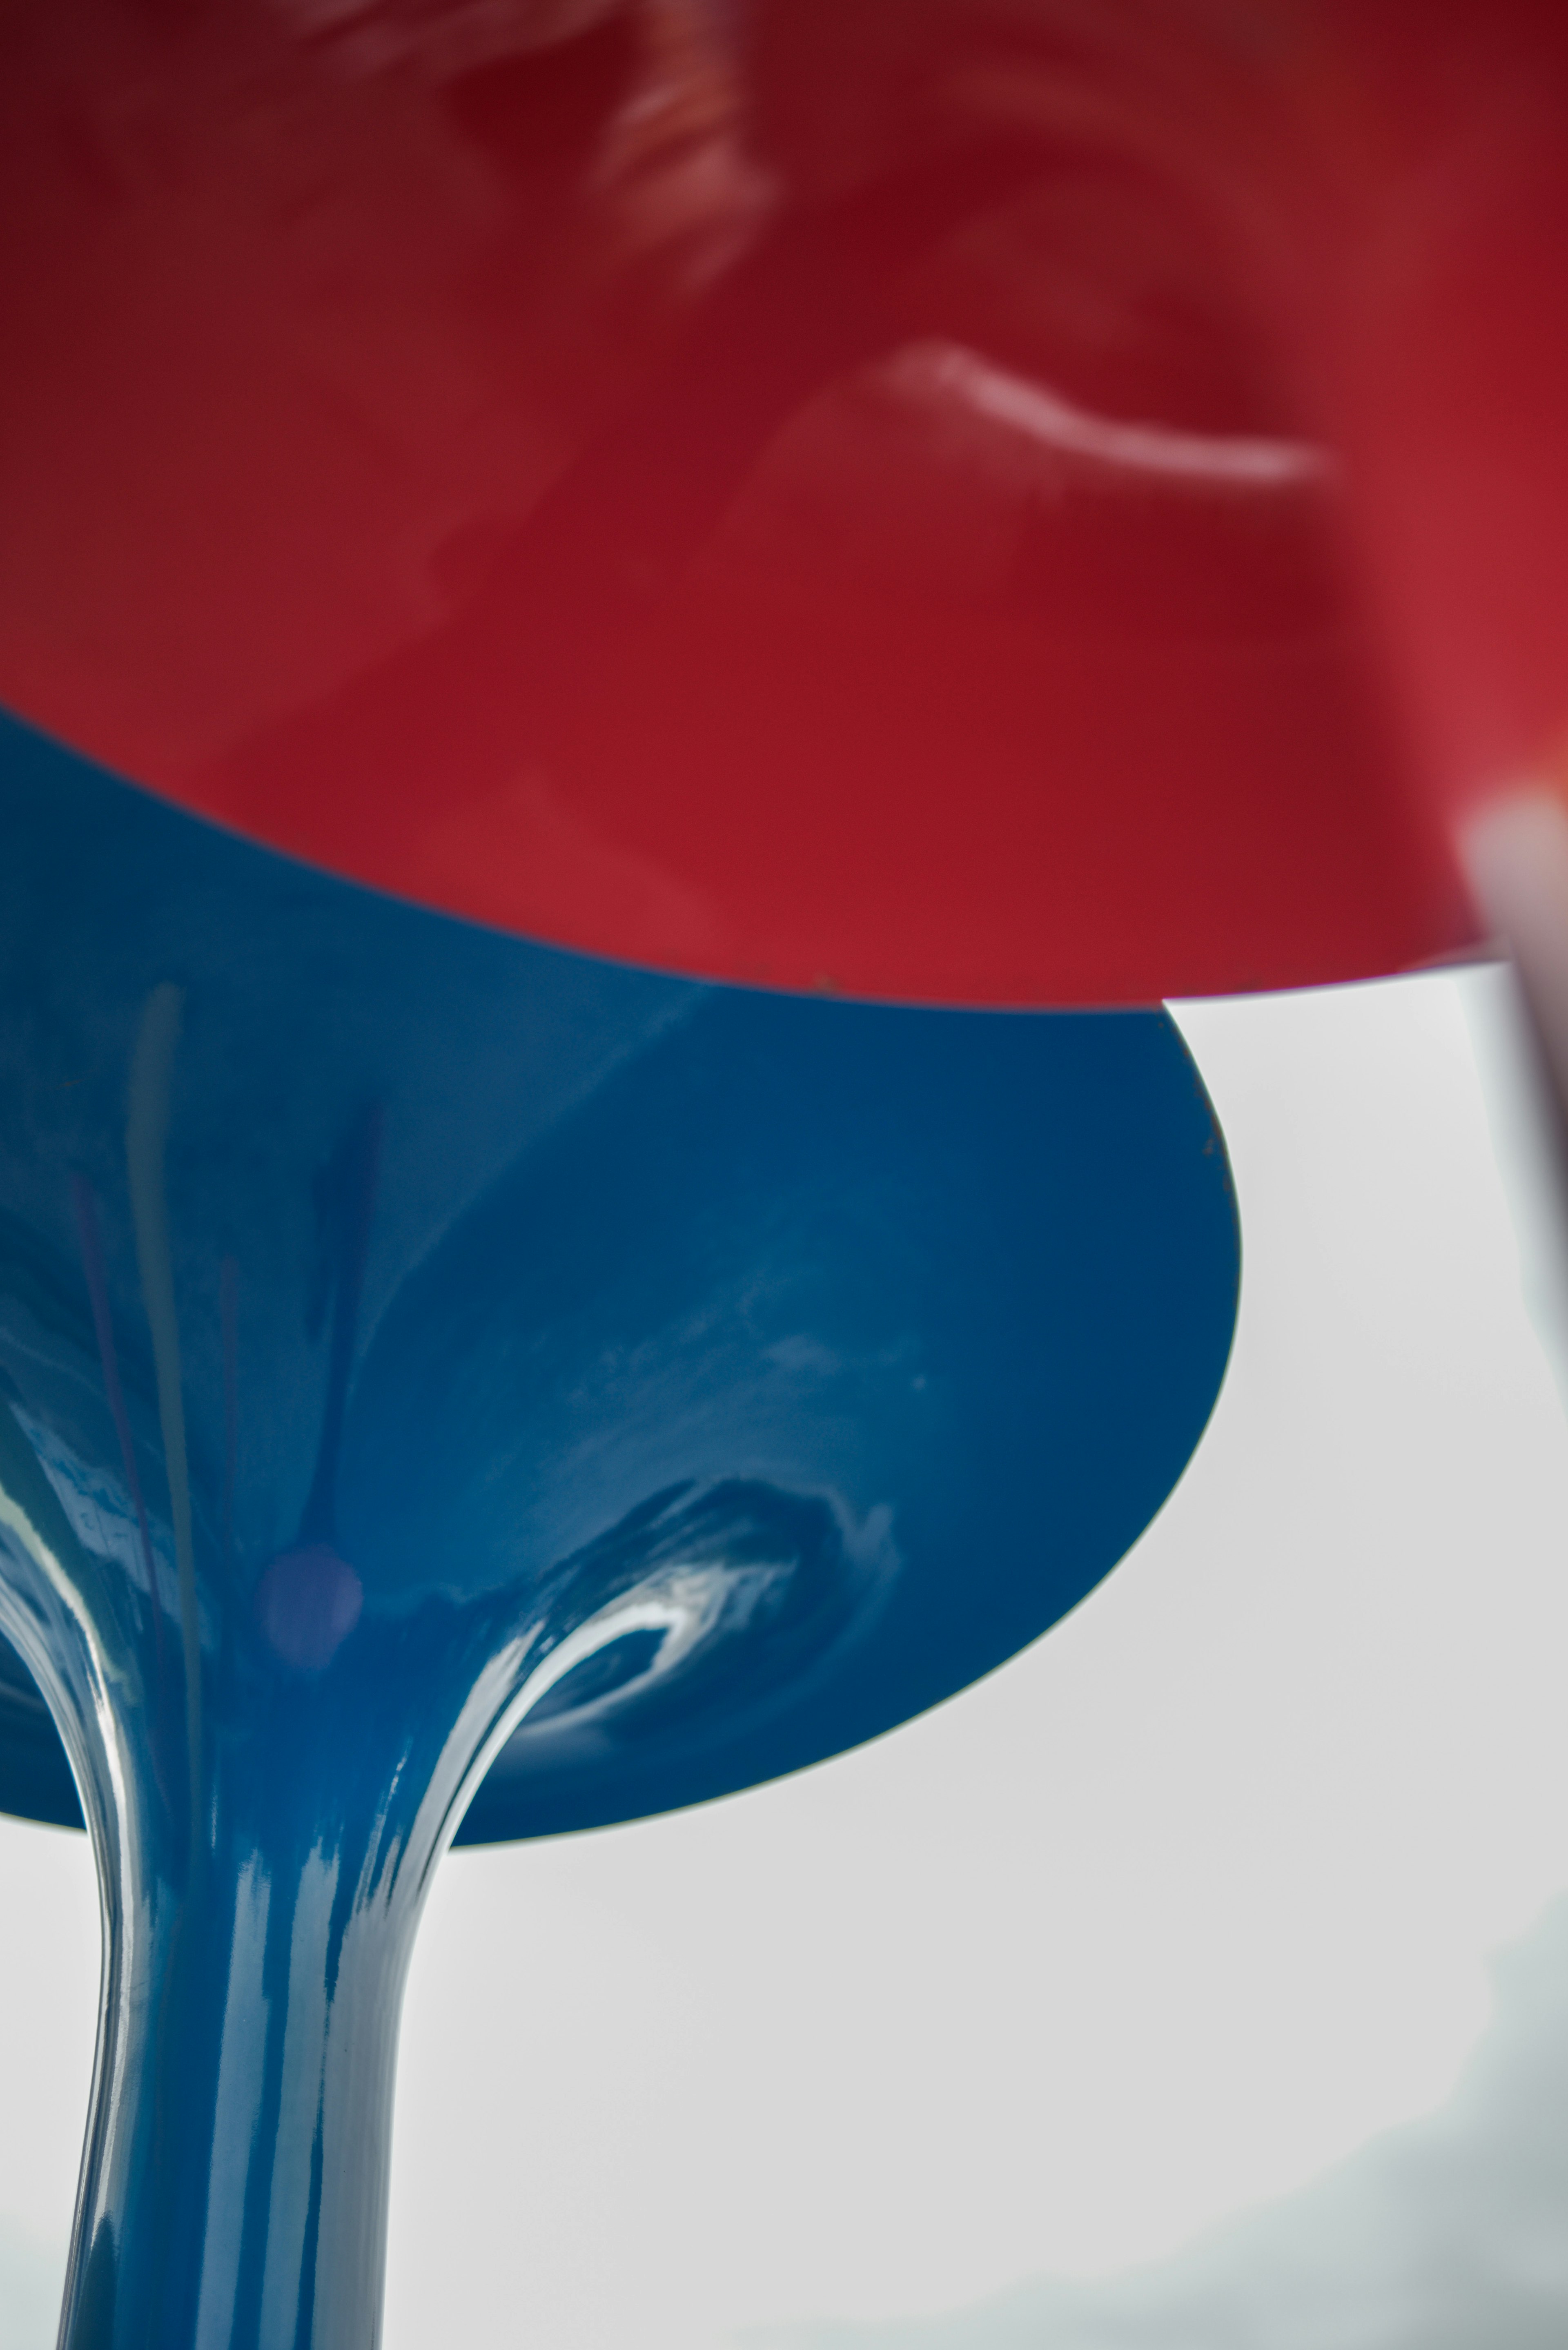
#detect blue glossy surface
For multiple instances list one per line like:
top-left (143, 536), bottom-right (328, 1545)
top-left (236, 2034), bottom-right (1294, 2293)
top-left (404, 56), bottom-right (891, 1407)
top-left (0, 708), bottom-right (1237, 2346)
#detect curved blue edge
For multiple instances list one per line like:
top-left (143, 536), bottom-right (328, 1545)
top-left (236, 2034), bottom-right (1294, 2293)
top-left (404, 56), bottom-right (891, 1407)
top-left (0, 707), bottom-right (1238, 2347)
top-left (0, 705), bottom-right (1239, 1844)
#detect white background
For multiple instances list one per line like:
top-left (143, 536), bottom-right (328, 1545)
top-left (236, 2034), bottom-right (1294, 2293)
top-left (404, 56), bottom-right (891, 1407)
top-left (2, 968), bottom-right (1566, 2347)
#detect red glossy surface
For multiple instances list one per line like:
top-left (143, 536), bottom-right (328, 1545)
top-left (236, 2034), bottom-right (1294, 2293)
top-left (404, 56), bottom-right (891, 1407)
top-left (1295, 7), bottom-right (1568, 829)
top-left (3, 2), bottom-right (1561, 1001)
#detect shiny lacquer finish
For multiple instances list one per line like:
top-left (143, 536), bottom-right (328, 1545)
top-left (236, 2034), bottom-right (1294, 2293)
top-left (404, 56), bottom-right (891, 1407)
top-left (0, 714), bottom-right (1237, 2346)
top-left (20, 0), bottom-right (1568, 1000)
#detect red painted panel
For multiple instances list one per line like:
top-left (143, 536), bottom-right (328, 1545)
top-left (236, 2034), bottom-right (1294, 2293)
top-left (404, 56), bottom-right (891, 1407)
top-left (6, 2), bottom-right (1562, 1000)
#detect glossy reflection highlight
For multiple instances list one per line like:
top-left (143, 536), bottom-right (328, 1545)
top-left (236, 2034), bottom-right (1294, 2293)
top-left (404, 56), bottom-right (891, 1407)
top-left (0, 711), bottom-right (1238, 2345)
top-left (0, 0), bottom-right (1510, 1000)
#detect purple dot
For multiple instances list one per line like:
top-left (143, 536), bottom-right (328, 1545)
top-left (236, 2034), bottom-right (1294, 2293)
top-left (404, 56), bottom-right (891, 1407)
top-left (254, 1545), bottom-right (364, 1672)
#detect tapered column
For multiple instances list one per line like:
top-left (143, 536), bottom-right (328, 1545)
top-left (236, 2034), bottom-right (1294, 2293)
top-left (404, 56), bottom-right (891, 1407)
top-left (0, 713), bottom-right (1238, 2350)
top-left (0, 1384), bottom-right (528, 2350)
top-left (60, 1798), bottom-right (416, 2350)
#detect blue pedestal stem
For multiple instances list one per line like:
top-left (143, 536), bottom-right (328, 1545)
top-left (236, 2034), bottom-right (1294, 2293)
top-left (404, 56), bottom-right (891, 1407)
top-left (0, 712), bottom-right (1239, 2348)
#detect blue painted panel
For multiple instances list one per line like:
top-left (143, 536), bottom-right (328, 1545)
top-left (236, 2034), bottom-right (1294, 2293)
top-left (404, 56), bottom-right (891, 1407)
top-left (0, 710), bottom-right (1237, 1845)
top-left (0, 709), bottom-right (1237, 2346)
